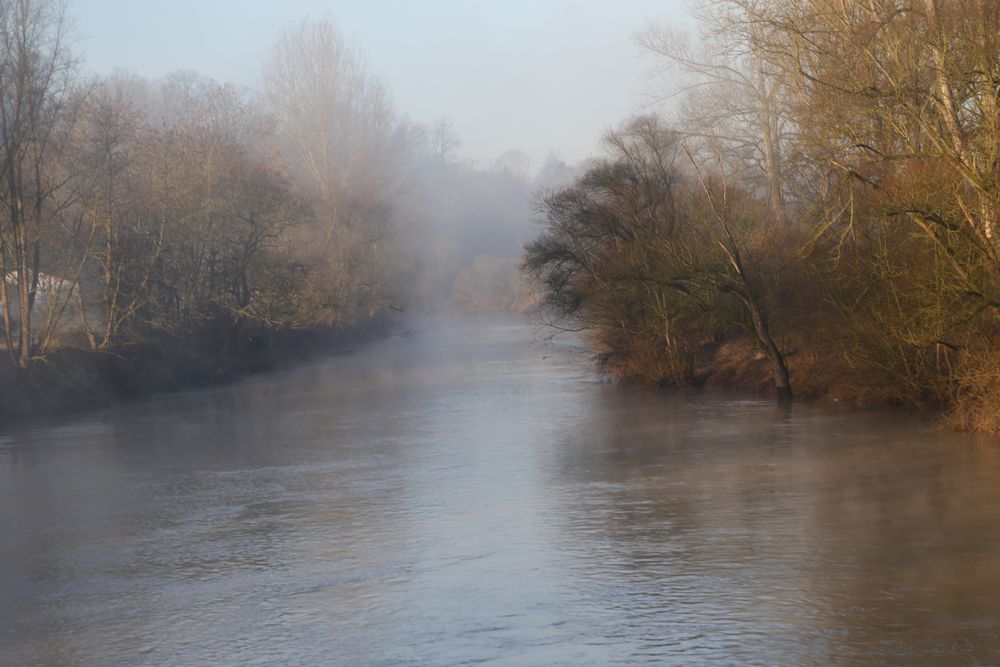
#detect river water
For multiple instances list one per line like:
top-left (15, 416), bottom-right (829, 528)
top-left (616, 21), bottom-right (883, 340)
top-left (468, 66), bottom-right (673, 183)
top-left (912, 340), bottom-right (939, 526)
top-left (1, 315), bottom-right (999, 665)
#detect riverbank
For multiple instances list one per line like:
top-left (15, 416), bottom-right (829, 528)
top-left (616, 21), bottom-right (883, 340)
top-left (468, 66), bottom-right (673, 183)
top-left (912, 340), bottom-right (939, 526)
top-left (597, 331), bottom-right (964, 426)
top-left (0, 318), bottom-right (399, 425)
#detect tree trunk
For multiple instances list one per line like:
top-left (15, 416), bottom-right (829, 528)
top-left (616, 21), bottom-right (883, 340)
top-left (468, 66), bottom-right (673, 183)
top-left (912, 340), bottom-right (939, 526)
top-left (16, 208), bottom-right (31, 373)
top-left (745, 297), bottom-right (792, 402)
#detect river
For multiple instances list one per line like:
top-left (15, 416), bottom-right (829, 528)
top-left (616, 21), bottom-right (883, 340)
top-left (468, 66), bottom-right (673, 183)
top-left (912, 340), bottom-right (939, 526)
top-left (1, 315), bottom-right (999, 665)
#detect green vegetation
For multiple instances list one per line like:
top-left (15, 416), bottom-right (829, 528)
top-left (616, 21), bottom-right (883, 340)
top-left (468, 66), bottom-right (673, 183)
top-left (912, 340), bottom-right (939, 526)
top-left (525, 0), bottom-right (1000, 431)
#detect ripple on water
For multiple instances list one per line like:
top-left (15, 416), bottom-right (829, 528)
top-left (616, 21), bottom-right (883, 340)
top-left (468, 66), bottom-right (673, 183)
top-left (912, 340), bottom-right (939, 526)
top-left (2, 316), bottom-right (1000, 665)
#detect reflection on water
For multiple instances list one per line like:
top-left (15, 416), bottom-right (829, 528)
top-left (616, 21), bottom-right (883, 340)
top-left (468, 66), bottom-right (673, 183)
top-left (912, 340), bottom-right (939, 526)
top-left (1, 315), bottom-right (999, 665)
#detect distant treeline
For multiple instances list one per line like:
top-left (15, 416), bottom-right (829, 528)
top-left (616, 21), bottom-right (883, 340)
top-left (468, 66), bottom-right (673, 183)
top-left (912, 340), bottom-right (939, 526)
top-left (0, 0), bottom-right (559, 410)
top-left (421, 138), bottom-right (574, 313)
top-left (524, 0), bottom-right (1000, 431)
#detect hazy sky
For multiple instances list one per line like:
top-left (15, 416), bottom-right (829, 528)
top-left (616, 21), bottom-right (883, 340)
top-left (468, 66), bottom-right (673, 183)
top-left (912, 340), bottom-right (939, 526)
top-left (72, 0), bottom-right (693, 168)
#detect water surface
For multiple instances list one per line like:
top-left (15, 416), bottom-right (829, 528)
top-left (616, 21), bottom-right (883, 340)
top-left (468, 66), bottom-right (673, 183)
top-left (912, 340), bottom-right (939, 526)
top-left (2, 315), bottom-right (999, 665)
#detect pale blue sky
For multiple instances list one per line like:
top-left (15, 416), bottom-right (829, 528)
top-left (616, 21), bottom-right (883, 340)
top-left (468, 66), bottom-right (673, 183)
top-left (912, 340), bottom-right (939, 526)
top-left (71, 0), bottom-right (693, 167)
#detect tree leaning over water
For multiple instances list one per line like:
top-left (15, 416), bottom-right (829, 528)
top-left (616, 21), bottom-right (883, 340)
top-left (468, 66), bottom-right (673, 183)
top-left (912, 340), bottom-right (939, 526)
top-left (526, 0), bottom-right (1000, 424)
top-left (524, 116), bottom-right (794, 399)
top-left (729, 0), bottom-right (1000, 420)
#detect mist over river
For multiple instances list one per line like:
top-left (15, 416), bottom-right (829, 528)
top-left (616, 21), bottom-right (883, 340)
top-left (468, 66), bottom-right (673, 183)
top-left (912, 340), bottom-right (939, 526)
top-left (1, 315), bottom-right (999, 665)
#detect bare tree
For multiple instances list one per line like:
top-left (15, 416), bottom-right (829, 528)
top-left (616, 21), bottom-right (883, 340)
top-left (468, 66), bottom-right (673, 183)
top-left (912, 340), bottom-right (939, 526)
top-left (493, 149), bottom-right (530, 181)
top-left (525, 115), bottom-right (794, 397)
top-left (75, 75), bottom-right (156, 349)
top-left (429, 116), bottom-right (462, 166)
top-left (0, 0), bottom-right (81, 380)
top-left (638, 0), bottom-right (792, 226)
top-left (262, 17), bottom-right (404, 324)
top-left (737, 0), bottom-right (1000, 305)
